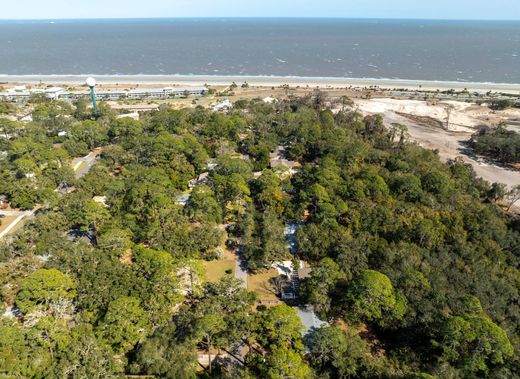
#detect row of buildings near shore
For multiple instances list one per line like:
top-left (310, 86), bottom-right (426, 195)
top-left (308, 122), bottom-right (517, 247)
top-left (0, 85), bottom-right (208, 102)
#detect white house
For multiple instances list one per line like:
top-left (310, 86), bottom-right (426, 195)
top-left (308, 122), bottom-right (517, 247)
top-left (212, 99), bottom-right (233, 111)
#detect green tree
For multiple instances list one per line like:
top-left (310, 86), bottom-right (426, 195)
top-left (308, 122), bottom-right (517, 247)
top-left (13, 157), bottom-right (40, 177)
top-left (69, 120), bottom-right (109, 150)
top-left (345, 270), bottom-right (407, 327)
top-left (435, 297), bottom-right (514, 375)
top-left (108, 117), bottom-right (143, 142)
top-left (0, 319), bottom-right (35, 377)
top-left (486, 182), bottom-right (507, 203)
top-left (100, 296), bottom-right (150, 354)
top-left (185, 185), bottom-right (222, 223)
top-left (16, 269), bottom-right (76, 315)
top-left (300, 258), bottom-right (345, 316)
top-left (194, 313), bottom-right (226, 374)
top-left (392, 174), bottom-right (424, 202)
top-left (243, 209), bottom-right (288, 270)
top-left (53, 324), bottom-right (122, 378)
top-left (252, 344), bottom-right (312, 379)
top-left (178, 276), bottom-right (256, 373)
top-left (61, 193), bottom-right (110, 233)
top-left (96, 227), bottom-right (133, 257)
top-left (306, 325), bottom-right (371, 378)
top-left (251, 170), bottom-right (285, 212)
top-left (212, 172), bottom-right (251, 209)
top-left (28, 316), bottom-right (71, 358)
top-left (132, 324), bottom-right (197, 379)
top-left (258, 304), bottom-right (305, 350)
top-left (421, 170), bottom-right (450, 197)
top-left (132, 246), bottom-right (182, 328)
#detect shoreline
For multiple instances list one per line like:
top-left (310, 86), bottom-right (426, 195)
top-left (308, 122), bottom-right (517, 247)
top-left (1, 75), bottom-right (520, 93)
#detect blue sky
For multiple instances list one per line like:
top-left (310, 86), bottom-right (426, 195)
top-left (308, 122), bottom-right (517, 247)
top-left (1, 0), bottom-right (519, 20)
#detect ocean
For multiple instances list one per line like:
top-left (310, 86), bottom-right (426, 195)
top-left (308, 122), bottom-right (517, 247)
top-left (0, 18), bottom-right (519, 83)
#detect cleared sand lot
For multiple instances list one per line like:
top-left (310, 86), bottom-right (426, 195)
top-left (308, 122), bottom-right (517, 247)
top-left (354, 98), bottom-right (520, 192)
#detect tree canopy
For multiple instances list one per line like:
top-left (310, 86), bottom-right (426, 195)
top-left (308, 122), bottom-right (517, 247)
top-left (0, 94), bottom-right (518, 378)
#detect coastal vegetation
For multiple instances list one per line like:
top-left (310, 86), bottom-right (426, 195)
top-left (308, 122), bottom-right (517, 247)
top-left (0, 94), bottom-right (518, 378)
top-left (470, 125), bottom-right (520, 165)
top-left (488, 99), bottom-right (520, 111)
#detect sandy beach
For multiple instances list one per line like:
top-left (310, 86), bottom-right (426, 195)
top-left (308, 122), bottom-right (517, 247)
top-left (1, 75), bottom-right (520, 94)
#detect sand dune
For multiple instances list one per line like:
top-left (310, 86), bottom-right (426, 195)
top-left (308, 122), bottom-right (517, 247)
top-left (355, 98), bottom-right (492, 132)
top-left (354, 98), bottom-right (520, 199)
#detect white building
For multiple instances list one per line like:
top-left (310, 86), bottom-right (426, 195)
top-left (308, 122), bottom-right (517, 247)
top-left (263, 96), bottom-right (278, 104)
top-left (116, 112), bottom-right (140, 120)
top-left (0, 86), bottom-right (208, 102)
top-left (43, 87), bottom-right (65, 100)
top-left (126, 87), bottom-right (207, 100)
top-left (212, 99), bottom-right (233, 111)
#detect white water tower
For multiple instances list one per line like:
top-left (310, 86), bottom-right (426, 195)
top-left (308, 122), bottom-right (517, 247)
top-left (85, 77), bottom-right (97, 110)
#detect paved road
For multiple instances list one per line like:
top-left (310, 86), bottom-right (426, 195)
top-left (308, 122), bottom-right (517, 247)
top-left (235, 253), bottom-right (248, 289)
top-left (0, 210), bottom-right (26, 216)
top-left (72, 151), bottom-right (100, 179)
top-left (0, 211), bottom-right (29, 239)
top-left (295, 306), bottom-right (328, 337)
top-left (0, 206), bottom-right (40, 239)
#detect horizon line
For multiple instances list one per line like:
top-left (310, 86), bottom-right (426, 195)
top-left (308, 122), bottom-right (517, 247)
top-left (1, 16), bottom-right (520, 22)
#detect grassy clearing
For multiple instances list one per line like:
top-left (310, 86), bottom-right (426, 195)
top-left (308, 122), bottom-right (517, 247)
top-left (248, 268), bottom-right (280, 303)
top-left (203, 250), bottom-right (236, 283)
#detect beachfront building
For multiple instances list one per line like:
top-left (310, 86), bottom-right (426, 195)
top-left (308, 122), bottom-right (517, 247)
top-left (0, 86), bottom-right (66, 101)
top-left (0, 86), bottom-right (208, 102)
top-left (40, 87), bottom-right (66, 100)
top-left (87, 91), bottom-right (128, 101)
top-left (125, 86), bottom-right (207, 100)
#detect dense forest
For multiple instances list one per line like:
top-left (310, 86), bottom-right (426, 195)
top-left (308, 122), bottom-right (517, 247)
top-left (469, 125), bottom-right (520, 165)
top-left (0, 93), bottom-right (519, 378)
